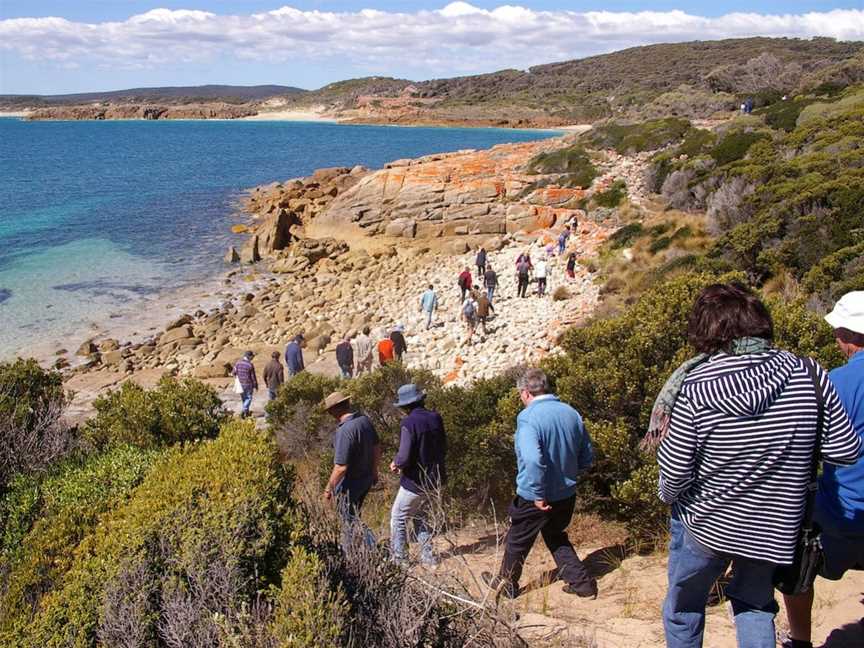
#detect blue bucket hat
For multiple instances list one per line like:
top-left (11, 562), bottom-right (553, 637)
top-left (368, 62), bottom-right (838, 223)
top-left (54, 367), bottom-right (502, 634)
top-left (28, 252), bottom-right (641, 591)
top-left (394, 383), bottom-right (426, 408)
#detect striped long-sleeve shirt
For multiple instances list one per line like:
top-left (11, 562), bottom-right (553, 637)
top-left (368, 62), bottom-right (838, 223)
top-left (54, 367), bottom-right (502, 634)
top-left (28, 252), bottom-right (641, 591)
top-left (658, 350), bottom-right (861, 565)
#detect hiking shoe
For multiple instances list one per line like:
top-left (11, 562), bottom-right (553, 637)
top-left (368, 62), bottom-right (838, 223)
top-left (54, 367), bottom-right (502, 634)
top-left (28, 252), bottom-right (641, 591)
top-left (562, 581), bottom-right (598, 599)
top-left (481, 571), bottom-right (518, 600)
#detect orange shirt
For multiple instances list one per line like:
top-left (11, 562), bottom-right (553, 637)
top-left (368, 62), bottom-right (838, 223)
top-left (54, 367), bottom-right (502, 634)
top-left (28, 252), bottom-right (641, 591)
top-left (378, 339), bottom-right (395, 364)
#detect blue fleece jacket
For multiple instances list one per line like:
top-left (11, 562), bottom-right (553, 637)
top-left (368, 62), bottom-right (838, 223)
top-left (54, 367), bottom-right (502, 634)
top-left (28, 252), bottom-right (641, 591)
top-left (515, 394), bottom-right (593, 502)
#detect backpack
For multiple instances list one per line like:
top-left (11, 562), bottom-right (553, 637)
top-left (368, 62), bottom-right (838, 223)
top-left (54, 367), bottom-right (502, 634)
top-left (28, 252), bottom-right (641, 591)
top-left (458, 274), bottom-right (468, 289)
top-left (462, 300), bottom-right (476, 318)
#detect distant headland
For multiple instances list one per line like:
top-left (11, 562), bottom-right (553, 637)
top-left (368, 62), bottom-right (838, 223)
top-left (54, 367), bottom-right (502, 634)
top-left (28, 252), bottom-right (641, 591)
top-left (4, 36), bottom-right (862, 127)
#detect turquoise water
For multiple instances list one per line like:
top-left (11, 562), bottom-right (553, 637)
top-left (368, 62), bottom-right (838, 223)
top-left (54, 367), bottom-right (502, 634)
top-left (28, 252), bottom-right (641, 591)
top-left (0, 118), bottom-right (552, 358)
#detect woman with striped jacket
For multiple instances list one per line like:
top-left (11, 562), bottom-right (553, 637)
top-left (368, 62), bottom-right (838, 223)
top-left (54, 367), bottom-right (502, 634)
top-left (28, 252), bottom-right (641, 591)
top-left (652, 283), bottom-right (861, 648)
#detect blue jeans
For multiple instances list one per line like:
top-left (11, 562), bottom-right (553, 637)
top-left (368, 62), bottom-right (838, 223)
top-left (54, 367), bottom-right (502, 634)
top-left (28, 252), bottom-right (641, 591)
top-left (339, 365), bottom-right (353, 379)
top-left (664, 516), bottom-right (778, 648)
top-left (390, 486), bottom-right (435, 565)
top-left (241, 388), bottom-right (254, 416)
top-left (424, 309), bottom-right (434, 329)
top-left (486, 286), bottom-right (495, 302)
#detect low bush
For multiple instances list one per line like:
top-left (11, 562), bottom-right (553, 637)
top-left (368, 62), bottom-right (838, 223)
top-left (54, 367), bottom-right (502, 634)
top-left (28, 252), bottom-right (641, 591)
top-left (593, 179), bottom-right (627, 208)
top-left (9, 420), bottom-right (297, 648)
top-left (606, 222), bottom-right (643, 249)
top-left (588, 118), bottom-right (692, 154)
top-left (0, 360), bottom-right (74, 490)
top-left (552, 285), bottom-right (571, 301)
top-left (709, 130), bottom-right (770, 166)
top-left (525, 144), bottom-right (597, 188)
top-left (83, 376), bottom-right (227, 449)
top-left (0, 445), bottom-right (158, 639)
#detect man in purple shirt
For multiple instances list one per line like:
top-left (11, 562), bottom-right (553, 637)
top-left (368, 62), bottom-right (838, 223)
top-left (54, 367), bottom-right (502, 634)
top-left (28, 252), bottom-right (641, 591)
top-left (232, 351), bottom-right (257, 418)
top-left (389, 383), bottom-right (447, 565)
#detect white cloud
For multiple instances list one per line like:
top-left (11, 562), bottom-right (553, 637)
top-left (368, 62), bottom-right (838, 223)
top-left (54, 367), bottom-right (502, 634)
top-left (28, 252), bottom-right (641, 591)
top-left (1, 4), bottom-right (862, 79)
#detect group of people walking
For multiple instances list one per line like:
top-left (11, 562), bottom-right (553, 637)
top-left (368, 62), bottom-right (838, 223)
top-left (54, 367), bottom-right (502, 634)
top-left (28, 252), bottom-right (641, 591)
top-left (316, 284), bottom-right (863, 648)
top-left (321, 382), bottom-right (447, 565)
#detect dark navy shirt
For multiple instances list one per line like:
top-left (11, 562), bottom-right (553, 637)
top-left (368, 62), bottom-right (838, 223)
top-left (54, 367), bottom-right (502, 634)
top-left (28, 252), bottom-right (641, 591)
top-left (333, 412), bottom-right (379, 501)
top-left (285, 341), bottom-right (304, 373)
top-left (393, 407), bottom-right (447, 494)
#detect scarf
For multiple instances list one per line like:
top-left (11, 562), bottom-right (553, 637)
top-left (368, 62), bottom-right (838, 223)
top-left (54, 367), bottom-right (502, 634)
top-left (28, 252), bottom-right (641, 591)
top-left (641, 337), bottom-right (773, 450)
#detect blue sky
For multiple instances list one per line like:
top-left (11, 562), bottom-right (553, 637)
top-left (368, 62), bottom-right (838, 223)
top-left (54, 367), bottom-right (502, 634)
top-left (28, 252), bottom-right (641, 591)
top-left (2, 2), bottom-right (863, 94)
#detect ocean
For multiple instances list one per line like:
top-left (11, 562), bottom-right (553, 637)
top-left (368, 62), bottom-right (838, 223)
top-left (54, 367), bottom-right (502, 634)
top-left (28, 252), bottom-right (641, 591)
top-left (0, 118), bottom-right (553, 360)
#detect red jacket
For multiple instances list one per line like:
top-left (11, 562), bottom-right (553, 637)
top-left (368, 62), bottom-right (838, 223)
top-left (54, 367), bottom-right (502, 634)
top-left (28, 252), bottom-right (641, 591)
top-left (458, 271), bottom-right (473, 290)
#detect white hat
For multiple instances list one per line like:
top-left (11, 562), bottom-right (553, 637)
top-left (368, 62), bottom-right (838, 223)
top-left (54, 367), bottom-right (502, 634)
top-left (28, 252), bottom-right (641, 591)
top-left (825, 291), bottom-right (864, 334)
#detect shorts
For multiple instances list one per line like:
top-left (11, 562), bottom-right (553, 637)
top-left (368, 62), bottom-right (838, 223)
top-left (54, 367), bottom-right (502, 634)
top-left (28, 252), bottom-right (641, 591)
top-left (815, 509), bottom-right (864, 580)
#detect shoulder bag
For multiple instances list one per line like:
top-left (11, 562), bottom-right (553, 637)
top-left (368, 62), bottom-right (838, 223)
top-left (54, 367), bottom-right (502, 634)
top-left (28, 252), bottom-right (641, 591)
top-left (773, 358), bottom-right (825, 595)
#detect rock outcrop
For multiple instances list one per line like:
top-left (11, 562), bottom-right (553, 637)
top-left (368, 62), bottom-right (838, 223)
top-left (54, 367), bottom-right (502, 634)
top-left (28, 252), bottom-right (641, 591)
top-left (316, 139), bottom-right (587, 239)
top-left (26, 103), bottom-right (258, 121)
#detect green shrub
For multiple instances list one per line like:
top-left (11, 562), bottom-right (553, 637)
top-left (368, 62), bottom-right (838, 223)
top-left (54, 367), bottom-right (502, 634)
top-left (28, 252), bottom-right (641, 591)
top-left (0, 359), bottom-right (74, 489)
top-left (0, 359), bottom-right (66, 430)
top-left (677, 128), bottom-right (717, 157)
top-left (83, 376), bottom-right (227, 449)
top-left (755, 97), bottom-right (814, 131)
top-left (13, 420), bottom-right (295, 648)
top-left (607, 222), bottom-right (643, 249)
top-left (525, 144), bottom-right (597, 188)
top-left (710, 130), bottom-right (771, 166)
top-left (801, 242), bottom-right (864, 299)
top-left (593, 179), bottom-right (627, 208)
top-left (0, 445), bottom-right (158, 639)
top-left (270, 546), bottom-right (347, 647)
top-left (428, 372), bottom-right (521, 506)
top-left (266, 372), bottom-right (342, 460)
top-left (588, 118), bottom-right (692, 154)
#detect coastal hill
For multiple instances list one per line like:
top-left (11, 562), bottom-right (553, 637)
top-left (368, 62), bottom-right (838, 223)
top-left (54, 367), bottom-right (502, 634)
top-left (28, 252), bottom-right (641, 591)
top-left (283, 36), bottom-right (864, 125)
top-left (0, 84), bottom-right (303, 108)
top-left (10, 37), bottom-right (864, 123)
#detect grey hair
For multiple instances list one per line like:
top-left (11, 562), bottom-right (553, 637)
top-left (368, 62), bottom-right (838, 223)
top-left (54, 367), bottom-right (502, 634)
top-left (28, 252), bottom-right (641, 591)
top-left (517, 368), bottom-right (549, 396)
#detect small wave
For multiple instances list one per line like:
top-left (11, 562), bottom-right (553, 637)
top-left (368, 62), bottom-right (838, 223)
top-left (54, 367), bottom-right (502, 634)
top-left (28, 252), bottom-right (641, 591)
top-left (0, 288), bottom-right (11, 304)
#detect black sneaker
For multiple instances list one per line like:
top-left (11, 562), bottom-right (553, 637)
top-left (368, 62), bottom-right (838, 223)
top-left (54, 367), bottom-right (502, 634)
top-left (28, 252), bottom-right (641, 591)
top-left (481, 571), bottom-right (518, 600)
top-left (562, 580), bottom-right (598, 599)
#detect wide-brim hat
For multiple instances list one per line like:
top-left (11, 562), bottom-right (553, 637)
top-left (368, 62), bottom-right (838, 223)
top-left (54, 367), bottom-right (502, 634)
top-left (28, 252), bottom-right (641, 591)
top-left (322, 391), bottom-right (351, 411)
top-left (825, 291), bottom-right (864, 334)
top-left (394, 383), bottom-right (426, 408)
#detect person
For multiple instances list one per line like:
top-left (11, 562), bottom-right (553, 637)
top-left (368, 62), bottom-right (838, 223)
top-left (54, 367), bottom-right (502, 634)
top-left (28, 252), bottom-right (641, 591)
top-left (516, 256), bottom-right (531, 299)
top-left (515, 250), bottom-right (533, 270)
top-left (232, 350), bottom-right (258, 418)
top-left (477, 291), bottom-right (495, 336)
top-left (461, 293), bottom-right (478, 345)
top-left (482, 368), bottom-right (596, 600)
top-left (476, 246), bottom-right (487, 278)
top-left (783, 291), bottom-right (864, 648)
top-left (420, 284), bottom-right (438, 330)
top-left (390, 325), bottom-right (407, 362)
top-left (284, 334), bottom-right (305, 376)
top-left (558, 226), bottom-right (570, 256)
top-left (484, 265), bottom-right (498, 302)
top-left (322, 391), bottom-right (381, 548)
top-left (263, 351), bottom-right (284, 401)
top-left (458, 267), bottom-right (473, 303)
top-left (354, 326), bottom-right (374, 375)
top-left (652, 283), bottom-right (860, 648)
top-left (389, 384), bottom-right (447, 566)
top-left (566, 252), bottom-right (577, 279)
top-left (565, 213), bottom-right (578, 232)
top-left (336, 336), bottom-right (354, 379)
top-left (535, 258), bottom-right (548, 296)
top-left (377, 329), bottom-right (396, 365)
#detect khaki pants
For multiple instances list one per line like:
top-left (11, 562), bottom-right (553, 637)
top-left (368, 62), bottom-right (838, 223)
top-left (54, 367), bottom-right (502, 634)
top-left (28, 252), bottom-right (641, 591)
top-left (356, 356), bottom-right (373, 375)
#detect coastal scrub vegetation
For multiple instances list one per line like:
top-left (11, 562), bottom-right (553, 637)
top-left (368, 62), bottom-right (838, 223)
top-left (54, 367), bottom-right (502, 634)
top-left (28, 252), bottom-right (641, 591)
top-left (525, 144), bottom-right (597, 189)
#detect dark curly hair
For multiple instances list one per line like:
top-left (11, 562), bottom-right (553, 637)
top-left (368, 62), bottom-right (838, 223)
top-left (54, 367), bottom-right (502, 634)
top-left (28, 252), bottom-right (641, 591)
top-left (687, 283), bottom-right (773, 354)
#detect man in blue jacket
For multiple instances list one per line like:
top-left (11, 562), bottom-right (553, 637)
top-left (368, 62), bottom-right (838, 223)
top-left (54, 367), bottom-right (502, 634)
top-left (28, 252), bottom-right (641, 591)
top-left (483, 368), bottom-right (596, 599)
top-left (284, 333), bottom-right (305, 376)
top-left (389, 383), bottom-right (447, 566)
top-left (784, 291), bottom-right (864, 648)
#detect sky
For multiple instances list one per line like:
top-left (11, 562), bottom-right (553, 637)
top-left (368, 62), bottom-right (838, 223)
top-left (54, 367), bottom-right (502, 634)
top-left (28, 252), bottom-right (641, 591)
top-left (1, 2), bottom-right (863, 94)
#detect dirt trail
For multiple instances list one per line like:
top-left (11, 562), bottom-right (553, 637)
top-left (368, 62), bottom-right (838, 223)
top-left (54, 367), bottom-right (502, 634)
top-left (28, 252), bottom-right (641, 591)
top-left (425, 522), bottom-right (864, 647)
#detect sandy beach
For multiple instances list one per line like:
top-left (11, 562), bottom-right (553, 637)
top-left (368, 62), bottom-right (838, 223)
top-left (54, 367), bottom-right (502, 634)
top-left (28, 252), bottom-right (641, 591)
top-left (242, 109), bottom-right (339, 122)
top-left (0, 111), bottom-right (28, 117)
